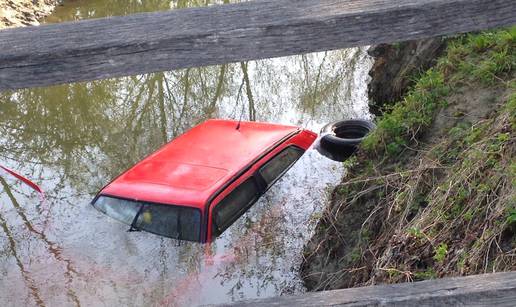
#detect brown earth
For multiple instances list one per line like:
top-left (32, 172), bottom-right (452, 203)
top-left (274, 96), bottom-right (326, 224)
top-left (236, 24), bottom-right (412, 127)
top-left (0, 0), bottom-right (60, 29)
top-left (367, 38), bottom-right (447, 116)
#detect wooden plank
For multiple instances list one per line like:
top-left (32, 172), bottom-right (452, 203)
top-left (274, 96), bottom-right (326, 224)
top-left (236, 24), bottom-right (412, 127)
top-left (0, 0), bottom-right (515, 91)
top-left (219, 272), bottom-right (516, 306)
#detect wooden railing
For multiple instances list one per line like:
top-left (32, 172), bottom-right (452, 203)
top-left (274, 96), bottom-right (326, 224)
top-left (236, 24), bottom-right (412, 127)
top-left (219, 272), bottom-right (516, 306)
top-left (0, 0), bottom-right (514, 91)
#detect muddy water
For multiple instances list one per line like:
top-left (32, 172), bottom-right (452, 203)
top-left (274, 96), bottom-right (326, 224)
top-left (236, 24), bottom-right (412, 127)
top-left (0, 1), bottom-right (372, 306)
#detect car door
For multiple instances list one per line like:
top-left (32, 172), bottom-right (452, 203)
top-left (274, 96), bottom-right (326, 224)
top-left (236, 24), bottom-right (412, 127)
top-left (209, 145), bottom-right (305, 240)
top-left (211, 176), bottom-right (261, 237)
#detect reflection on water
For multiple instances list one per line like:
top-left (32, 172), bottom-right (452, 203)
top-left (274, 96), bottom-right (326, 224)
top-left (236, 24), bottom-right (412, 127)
top-left (44, 0), bottom-right (210, 22)
top-left (1, 0), bottom-right (372, 305)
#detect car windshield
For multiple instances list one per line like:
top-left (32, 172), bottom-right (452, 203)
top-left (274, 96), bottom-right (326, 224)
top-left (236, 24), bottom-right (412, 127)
top-left (92, 196), bottom-right (201, 242)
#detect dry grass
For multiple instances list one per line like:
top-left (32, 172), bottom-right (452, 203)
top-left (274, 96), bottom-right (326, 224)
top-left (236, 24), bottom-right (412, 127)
top-left (301, 28), bottom-right (516, 291)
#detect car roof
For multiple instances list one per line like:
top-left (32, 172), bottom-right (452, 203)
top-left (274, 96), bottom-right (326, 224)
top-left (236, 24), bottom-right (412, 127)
top-left (100, 119), bottom-right (300, 209)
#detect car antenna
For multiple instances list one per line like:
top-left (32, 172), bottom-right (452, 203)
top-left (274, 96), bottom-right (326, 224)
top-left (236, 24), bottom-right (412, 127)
top-left (236, 99), bottom-right (245, 130)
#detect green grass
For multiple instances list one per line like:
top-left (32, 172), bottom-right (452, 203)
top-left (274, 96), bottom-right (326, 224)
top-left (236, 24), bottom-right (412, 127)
top-left (361, 26), bottom-right (516, 158)
top-left (507, 89), bottom-right (516, 130)
top-left (304, 27), bottom-right (515, 289)
top-left (361, 69), bottom-right (449, 157)
top-left (433, 243), bottom-right (448, 263)
top-left (413, 268), bottom-right (437, 280)
top-left (443, 27), bottom-right (515, 85)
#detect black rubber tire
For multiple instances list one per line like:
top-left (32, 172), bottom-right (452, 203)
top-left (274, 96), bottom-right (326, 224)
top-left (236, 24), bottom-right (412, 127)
top-left (318, 119), bottom-right (376, 161)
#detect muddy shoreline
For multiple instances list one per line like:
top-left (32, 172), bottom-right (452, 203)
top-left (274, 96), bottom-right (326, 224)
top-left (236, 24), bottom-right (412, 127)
top-left (0, 0), bottom-right (60, 29)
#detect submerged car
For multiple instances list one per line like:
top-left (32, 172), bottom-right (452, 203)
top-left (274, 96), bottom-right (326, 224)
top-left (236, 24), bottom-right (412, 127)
top-left (92, 119), bottom-right (317, 243)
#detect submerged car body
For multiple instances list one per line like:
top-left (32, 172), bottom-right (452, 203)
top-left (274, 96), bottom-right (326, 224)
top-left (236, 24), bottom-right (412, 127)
top-left (92, 119), bottom-right (317, 243)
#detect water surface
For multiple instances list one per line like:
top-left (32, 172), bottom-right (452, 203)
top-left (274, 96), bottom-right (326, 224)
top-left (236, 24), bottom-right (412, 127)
top-left (0, 1), bottom-right (372, 305)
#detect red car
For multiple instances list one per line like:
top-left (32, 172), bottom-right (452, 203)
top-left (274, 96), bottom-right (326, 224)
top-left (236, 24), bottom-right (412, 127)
top-left (92, 119), bottom-right (317, 243)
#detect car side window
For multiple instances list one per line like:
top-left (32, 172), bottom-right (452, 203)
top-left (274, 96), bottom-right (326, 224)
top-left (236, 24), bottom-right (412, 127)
top-left (213, 177), bottom-right (260, 236)
top-left (259, 146), bottom-right (304, 187)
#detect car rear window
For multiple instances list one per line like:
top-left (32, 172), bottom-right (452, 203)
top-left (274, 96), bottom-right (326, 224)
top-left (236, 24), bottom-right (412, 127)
top-left (213, 177), bottom-right (260, 236)
top-left (93, 196), bottom-right (201, 242)
top-left (259, 146), bottom-right (304, 187)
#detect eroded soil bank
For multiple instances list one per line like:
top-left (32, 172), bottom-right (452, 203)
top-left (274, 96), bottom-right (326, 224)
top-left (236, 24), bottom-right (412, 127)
top-left (302, 27), bottom-right (515, 290)
top-left (0, 0), bottom-right (59, 29)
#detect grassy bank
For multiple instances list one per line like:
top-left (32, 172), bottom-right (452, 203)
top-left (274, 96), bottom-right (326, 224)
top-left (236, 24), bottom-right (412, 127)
top-left (301, 27), bottom-right (515, 290)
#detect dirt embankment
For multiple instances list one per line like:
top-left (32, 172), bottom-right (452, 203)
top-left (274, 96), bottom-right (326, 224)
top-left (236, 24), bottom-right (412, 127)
top-left (367, 38), bottom-right (447, 116)
top-left (301, 27), bottom-right (515, 291)
top-left (0, 0), bottom-right (60, 29)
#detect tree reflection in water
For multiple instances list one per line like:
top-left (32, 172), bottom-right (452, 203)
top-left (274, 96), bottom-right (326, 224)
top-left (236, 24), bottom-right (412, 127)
top-left (0, 0), bottom-right (373, 305)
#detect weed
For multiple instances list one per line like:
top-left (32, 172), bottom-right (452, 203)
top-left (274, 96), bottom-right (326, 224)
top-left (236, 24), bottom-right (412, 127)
top-left (408, 227), bottom-right (423, 239)
top-left (506, 208), bottom-right (516, 225)
top-left (362, 69), bottom-right (448, 157)
top-left (457, 252), bottom-right (469, 271)
top-left (414, 268), bottom-right (437, 280)
top-left (433, 243), bottom-right (448, 263)
top-left (337, 185), bottom-right (349, 196)
top-left (386, 268), bottom-right (401, 279)
top-left (349, 247), bottom-right (362, 263)
top-left (463, 209), bottom-right (474, 222)
top-left (342, 156), bottom-right (358, 169)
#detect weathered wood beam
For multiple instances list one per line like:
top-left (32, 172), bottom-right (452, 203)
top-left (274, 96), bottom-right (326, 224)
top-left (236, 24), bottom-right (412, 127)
top-left (0, 0), bottom-right (515, 91)
top-left (219, 272), bottom-right (516, 306)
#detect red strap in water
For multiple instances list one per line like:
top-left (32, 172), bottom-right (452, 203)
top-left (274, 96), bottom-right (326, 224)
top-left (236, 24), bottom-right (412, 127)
top-left (0, 165), bottom-right (43, 194)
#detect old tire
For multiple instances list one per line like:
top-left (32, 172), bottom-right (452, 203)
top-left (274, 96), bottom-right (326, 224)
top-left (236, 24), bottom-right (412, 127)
top-left (318, 119), bottom-right (375, 161)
